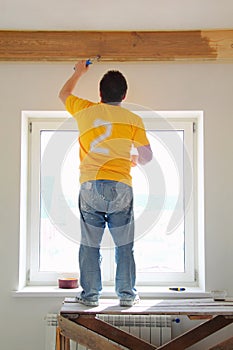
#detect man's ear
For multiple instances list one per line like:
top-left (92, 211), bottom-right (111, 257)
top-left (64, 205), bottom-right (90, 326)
top-left (121, 94), bottom-right (126, 101)
top-left (100, 91), bottom-right (103, 102)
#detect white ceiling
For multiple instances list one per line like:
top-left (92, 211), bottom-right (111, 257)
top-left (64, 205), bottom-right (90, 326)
top-left (0, 0), bottom-right (233, 30)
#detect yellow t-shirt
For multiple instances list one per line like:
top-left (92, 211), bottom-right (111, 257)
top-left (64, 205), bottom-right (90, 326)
top-left (66, 95), bottom-right (150, 186)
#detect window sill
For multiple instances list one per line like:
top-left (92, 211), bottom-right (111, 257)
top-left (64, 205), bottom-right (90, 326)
top-left (12, 285), bottom-right (210, 299)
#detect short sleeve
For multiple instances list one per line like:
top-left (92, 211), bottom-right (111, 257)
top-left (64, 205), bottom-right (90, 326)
top-left (65, 95), bottom-right (95, 115)
top-left (132, 117), bottom-right (150, 147)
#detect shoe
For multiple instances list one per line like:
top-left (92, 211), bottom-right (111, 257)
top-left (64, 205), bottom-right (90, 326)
top-left (75, 296), bottom-right (99, 307)
top-left (120, 296), bottom-right (140, 307)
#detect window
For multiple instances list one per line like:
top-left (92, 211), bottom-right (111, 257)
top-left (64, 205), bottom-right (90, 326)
top-left (22, 110), bottom-right (202, 287)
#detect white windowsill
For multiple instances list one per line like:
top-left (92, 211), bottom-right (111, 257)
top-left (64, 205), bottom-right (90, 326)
top-left (12, 285), bottom-right (210, 299)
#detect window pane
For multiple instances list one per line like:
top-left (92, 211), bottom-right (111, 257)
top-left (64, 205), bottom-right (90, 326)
top-left (40, 130), bottom-right (79, 272)
top-left (40, 129), bottom-right (185, 278)
top-left (133, 131), bottom-right (185, 276)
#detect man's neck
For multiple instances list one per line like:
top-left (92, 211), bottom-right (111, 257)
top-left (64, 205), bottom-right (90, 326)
top-left (101, 101), bottom-right (121, 106)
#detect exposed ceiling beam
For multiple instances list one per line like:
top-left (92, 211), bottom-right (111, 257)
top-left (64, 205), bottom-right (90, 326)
top-left (0, 30), bottom-right (233, 62)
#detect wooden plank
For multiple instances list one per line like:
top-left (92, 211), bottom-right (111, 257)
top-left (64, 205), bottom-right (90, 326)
top-left (157, 315), bottom-right (233, 350)
top-left (60, 298), bottom-right (233, 316)
top-left (209, 336), bottom-right (233, 349)
top-left (75, 315), bottom-right (156, 350)
top-left (58, 315), bottom-right (123, 350)
top-left (56, 327), bottom-right (61, 350)
top-left (0, 30), bottom-right (233, 62)
top-left (65, 337), bottom-right (70, 350)
top-left (188, 315), bottom-right (213, 320)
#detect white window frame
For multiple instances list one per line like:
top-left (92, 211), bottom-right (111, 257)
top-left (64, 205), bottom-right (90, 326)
top-left (19, 110), bottom-right (204, 288)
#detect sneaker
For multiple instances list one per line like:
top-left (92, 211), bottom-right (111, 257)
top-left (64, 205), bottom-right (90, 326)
top-left (120, 296), bottom-right (140, 307)
top-left (75, 296), bottom-right (99, 307)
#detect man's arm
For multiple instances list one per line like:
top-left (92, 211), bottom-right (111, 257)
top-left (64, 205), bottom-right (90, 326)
top-left (59, 60), bottom-right (89, 105)
top-left (137, 144), bottom-right (153, 165)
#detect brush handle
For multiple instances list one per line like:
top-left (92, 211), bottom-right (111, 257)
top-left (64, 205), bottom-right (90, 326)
top-left (73, 58), bottom-right (96, 70)
top-left (85, 59), bottom-right (92, 66)
top-left (73, 59), bottom-right (92, 70)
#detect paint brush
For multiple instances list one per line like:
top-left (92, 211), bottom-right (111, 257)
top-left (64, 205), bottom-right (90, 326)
top-left (85, 55), bottom-right (101, 66)
top-left (73, 55), bottom-right (101, 70)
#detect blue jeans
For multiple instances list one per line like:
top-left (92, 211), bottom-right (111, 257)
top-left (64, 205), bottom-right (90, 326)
top-left (78, 180), bottom-right (137, 301)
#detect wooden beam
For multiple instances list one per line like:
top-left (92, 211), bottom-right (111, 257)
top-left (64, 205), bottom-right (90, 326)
top-left (157, 316), bottom-right (233, 350)
top-left (209, 336), bottom-right (233, 349)
top-left (58, 315), bottom-right (122, 350)
top-left (0, 30), bottom-right (233, 62)
top-left (75, 315), bottom-right (157, 350)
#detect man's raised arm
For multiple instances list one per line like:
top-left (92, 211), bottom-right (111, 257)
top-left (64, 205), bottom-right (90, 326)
top-left (59, 60), bottom-right (89, 105)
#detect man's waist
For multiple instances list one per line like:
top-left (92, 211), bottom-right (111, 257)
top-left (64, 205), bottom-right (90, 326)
top-left (79, 169), bottom-right (132, 187)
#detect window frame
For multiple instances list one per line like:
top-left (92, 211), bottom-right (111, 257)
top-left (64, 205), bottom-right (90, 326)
top-left (20, 110), bottom-right (203, 287)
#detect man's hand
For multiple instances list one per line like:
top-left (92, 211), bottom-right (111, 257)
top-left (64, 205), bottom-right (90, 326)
top-left (131, 155), bottom-right (139, 167)
top-left (59, 60), bottom-right (89, 105)
top-left (73, 60), bottom-right (89, 76)
top-left (137, 144), bottom-right (153, 165)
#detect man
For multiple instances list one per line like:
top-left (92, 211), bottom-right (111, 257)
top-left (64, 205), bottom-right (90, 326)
top-left (59, 60), bottom-right (152, 307)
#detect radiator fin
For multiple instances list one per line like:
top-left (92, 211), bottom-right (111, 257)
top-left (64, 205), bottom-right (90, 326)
top-left (99, 315), bottom-right (171, 347)
top-left (45, 314), bottom-right (171, 350)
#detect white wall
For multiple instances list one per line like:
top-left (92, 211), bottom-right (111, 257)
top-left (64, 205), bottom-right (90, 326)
top-left (1, 60), bottom-right (233, 350)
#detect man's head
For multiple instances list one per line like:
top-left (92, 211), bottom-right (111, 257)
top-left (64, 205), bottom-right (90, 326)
top-left (99, 70), bottom-right (128, 103)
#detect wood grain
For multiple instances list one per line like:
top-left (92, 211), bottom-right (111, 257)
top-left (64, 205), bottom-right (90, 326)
top-left (0, 30), bottom-right (232, 62)
top-left (59, 299), bottom-right (233, 350)
top-left (209, 336), bottom-right (233, 350)
top-left (58, 315), bottom-right (123, 350)
top-left (75, 315), bottom-right (156, 350)
top-left (60, 298), bottom-right (233, 316)
top-left (158, 316), bottom-right (233, 350)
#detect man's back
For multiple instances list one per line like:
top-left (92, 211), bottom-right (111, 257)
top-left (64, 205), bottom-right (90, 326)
top-left (71, 102), bottom-right (149, 186)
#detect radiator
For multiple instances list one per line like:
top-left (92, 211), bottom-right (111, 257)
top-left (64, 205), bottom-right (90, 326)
top-left (45, 313), bottom-right (171, 350)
